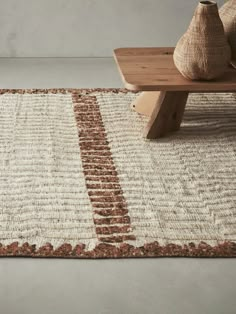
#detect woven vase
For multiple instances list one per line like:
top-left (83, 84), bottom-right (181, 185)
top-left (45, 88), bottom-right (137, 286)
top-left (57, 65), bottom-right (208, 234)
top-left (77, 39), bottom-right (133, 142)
top-left (219, 0), bottom-right (236, 68)
top-left (173, 1), bottom-right (231, 80)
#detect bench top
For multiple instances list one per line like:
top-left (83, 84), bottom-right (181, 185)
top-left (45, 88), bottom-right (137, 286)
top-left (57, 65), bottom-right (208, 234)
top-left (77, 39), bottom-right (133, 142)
top-left (113, 47), bottom-right (236, 92)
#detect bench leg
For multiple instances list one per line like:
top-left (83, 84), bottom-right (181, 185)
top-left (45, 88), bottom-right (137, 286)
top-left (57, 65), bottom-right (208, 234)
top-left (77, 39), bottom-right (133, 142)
top-left (131, 92), bottom-right (161, 116)
top-left (131, 91), bottom-right (189, 139)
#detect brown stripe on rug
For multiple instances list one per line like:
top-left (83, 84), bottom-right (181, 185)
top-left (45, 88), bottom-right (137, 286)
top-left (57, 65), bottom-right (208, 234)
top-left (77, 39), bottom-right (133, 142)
top-left (72, 91), bottom-right (136, 244)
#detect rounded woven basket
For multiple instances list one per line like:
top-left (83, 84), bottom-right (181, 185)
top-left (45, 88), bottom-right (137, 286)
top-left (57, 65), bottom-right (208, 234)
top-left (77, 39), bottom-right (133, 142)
top-left (220, 0), bottom-right (236, 68)
top-left (174, 1), bottom-right (231, 80)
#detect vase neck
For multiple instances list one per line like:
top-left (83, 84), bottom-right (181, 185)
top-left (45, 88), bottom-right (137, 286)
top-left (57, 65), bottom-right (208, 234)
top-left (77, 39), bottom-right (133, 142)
top-left (186, 1), bottom-right (224, 38)
top-left (196, 1), bottom-right (218, 15)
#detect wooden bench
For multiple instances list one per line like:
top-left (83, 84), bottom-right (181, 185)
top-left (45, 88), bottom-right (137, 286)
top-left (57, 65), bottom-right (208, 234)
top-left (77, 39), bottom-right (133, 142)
top-left (113, 47), bottom-right (236, 139)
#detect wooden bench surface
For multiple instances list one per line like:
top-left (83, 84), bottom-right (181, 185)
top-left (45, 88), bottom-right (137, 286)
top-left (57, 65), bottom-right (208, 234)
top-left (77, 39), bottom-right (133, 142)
top-left (113, 47), bottom-right (236, 92)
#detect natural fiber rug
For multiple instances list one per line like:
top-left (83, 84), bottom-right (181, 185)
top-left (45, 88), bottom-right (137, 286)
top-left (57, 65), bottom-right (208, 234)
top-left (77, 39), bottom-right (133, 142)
top-left (0, 89), bottom-right (236, 258)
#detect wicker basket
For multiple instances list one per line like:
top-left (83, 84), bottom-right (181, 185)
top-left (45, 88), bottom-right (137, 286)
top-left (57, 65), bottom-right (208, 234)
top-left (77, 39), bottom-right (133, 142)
top-left (174, 1), bottom-right (231, 80)
top-left (220, 0), bottom-right (236, 68)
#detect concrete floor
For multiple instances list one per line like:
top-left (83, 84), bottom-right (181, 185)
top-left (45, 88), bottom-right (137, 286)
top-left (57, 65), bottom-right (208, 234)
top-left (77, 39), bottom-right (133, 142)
top-left (0, 58), bottom-right (236, 314)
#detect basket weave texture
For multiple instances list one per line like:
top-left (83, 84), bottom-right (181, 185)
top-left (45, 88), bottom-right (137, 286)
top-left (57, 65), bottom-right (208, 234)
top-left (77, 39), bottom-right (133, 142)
top-left (220, 0), bottom-right (236, 68)
top-left (174, 1), bottom-right (231, 80)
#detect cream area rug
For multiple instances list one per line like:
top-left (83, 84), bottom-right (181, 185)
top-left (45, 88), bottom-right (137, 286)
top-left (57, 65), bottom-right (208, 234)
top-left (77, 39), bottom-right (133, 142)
top-left (0, 89), bottom-right (236, 258)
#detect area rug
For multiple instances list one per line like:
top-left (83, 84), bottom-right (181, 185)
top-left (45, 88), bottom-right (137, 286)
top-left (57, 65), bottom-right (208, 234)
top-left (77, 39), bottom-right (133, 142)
top-left (0, 89), bottom-right (236, 258)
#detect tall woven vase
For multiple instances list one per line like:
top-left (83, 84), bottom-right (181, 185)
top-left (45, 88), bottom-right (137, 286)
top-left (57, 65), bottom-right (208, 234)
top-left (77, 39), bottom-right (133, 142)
top-left (173, 1), bottom-right (231, 80)
top-left (220, 0), bottom-right (236, 68)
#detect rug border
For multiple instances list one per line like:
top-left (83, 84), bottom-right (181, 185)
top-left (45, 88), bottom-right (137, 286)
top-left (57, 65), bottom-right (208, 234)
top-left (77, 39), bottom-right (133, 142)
top-left (0, 241), bottom-right (236, 258)
top-left (0, 88), bottom-right (132, 95)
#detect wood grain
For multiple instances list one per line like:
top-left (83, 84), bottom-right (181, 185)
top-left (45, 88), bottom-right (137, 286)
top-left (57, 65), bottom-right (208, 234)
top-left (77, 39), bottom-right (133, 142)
top-left (144, 91), bottom-right (189, 139)
top-left (114, 48), bottom-right (236, 92)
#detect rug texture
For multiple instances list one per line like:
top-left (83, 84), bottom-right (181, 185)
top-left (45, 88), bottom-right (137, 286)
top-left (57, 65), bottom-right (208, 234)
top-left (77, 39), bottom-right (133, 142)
top-left (0, 89), bottom-right (236, 258)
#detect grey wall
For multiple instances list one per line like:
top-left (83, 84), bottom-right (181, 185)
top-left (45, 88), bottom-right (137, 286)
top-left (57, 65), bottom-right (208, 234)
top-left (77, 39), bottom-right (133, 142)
top-left (0, 0), bottom-right (225, 57)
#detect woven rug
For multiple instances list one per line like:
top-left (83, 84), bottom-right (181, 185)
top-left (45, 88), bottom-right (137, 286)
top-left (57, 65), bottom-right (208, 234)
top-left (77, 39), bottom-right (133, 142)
top-left (0, 89), bottom-right (236, 258)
